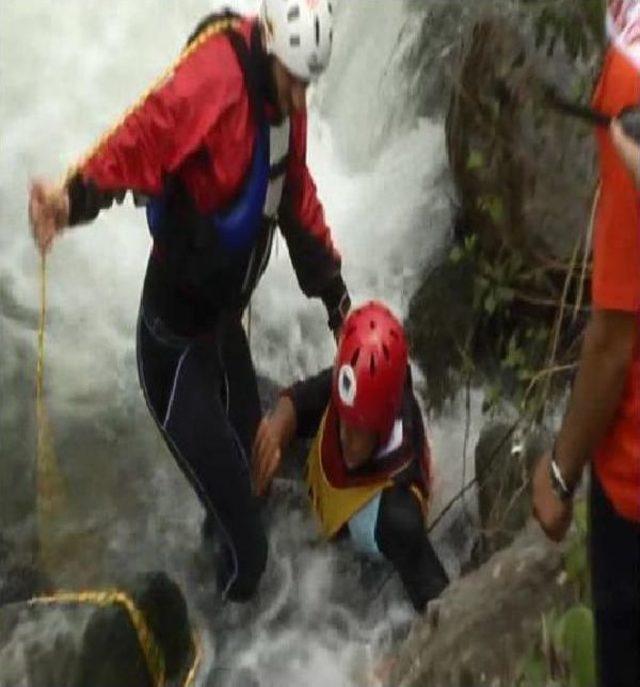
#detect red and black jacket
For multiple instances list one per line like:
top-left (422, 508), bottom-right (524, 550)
top-left (66, 15), bottom-right (349, 335)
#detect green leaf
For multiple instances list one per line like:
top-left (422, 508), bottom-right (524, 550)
top-left (482, 384), bottom-right (502, 413)
top-left (467, 149), bottom-right (485, 171)
top-left (573, 499), bottom-right (588, 537)
top-left (518, 649), bottom-right (547, 687)
top-left (565, 541), bottom-right (587, 585)
top-left (478, 195), bottom-right (505, 226)
top-left (559, 606), bottom-right (596, 687)
top-left (450, 246), bottom-right (464, 264)
top-left (487, 196), bottom-right (505, 225)
top-left (484, 292), bottom-right (497, 315)
top-left (518, 368), bottom-right (534, 381)
top-left (464, 233), bottom-right (478, 253)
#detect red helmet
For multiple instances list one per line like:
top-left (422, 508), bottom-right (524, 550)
top-left (332, 301), bottom-right (409, 440)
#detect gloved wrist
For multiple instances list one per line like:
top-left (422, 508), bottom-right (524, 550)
top-left (321, 275), bottom-right (350, 332)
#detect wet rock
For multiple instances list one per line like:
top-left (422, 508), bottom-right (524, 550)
top-left (390, 523), bottom-right (572, 687)
top-left (446, 10), bottom-right (599, 261)
top-left (473, 421), bottom-right (551, 563)
top-left (0, 570), bottom-right (195, 687)
top-left (0, 531), bottom-right (51, 605)
top-left (408, 2), bottom-right (601, 411)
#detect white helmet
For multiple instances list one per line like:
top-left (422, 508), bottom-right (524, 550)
top-left (260, 0), bottom-right (334, 82)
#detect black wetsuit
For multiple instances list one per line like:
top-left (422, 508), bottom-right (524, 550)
top-left (286, 368), bottom-right (449, 612)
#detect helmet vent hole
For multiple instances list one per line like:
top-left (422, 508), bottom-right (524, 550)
top-left (329, 29), bottom-right (333, 44)
top-left (351, 348), bottom-right (360, 367)
top-left (315, 16), bottom-right (320, 46)
top-left (390, 329), bottom-right (399, 340)
top-left (369, 320), bottom-right (376, 330)
top-left (382, 344), bottom-right (390, 361)
top-left (328, 2), bottom-right (333, 14)
top-left (369, 354), bottom-right (376, 376)
top-left (287, 6), bottom-right (300, 22)
top-left (290, 34), bottom-right (301, 47)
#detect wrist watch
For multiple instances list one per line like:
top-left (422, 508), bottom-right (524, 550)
top-left (548, 443), bottom-right (577, 502)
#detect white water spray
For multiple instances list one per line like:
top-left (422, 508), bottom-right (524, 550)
top-left (0, 1), bottom-right (479, 684)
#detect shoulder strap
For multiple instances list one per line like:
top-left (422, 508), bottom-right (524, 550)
top-left (225, 23), bottom-right (266, 127)
top-left (187, 13), bottom-right (265, 126)
top-left (185, 9), bottom-right (243, 47)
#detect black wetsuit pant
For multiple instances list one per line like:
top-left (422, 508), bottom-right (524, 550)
top-left (375, 485), bottom-right (449, 612)
top-left (590, 474), bottom-right (640, 687)
top-left (136, 306), bottom-right (267, 602)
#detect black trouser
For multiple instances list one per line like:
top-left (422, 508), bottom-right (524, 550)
top-left (375, 485), bottom-right (449, 612)
top-left (136, 306), bottom-right (267, 601)
top-left (590, 474), bottom-right (640, 687)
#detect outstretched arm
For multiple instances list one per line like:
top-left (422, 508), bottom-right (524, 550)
top-left (252, 368), bottom-right (332, 495)
top-left (28, 30), bottom-right (247, 253)
top-left (279, 111), bottom-right (350, 335)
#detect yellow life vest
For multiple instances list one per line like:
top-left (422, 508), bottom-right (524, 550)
top-left (305, 409), bottom-right (393, 539)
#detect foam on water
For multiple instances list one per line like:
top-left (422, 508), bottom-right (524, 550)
top-left (0, 2), bottom-right (479, 684)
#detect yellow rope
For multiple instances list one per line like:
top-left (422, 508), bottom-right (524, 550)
top-left (36, 254), bottom-right (46, 414)
top-left (29, 590), bottom-right (166, 687)
top-left (63, 17), bottom-right (241, 184)
top-left (35, 253), bottom-right (70, 574)
top-left (183, 630), bottom-right (203, 687)
top-left (28, 590), bottom-right (204, 687)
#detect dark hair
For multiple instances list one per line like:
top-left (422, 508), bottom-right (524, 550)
top-left (186, 8), bottom-right (242, 47)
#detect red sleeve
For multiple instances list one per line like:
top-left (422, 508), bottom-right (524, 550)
top-left (591, 47), bottom-right (640, 313)
top-left (79, 31), bottom-right (246, 196)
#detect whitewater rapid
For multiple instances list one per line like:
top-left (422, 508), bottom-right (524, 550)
top-left (0, 2), bottom-right (479, 685)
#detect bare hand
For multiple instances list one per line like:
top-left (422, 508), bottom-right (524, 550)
top-left (610, 119), bottom-right (640, 187)
top-left (532, 450), bottom-right (573, 543)
top-left (29, 179), bottom-right (70, 254)
top-left (252, 417), bottom-right (283, 497)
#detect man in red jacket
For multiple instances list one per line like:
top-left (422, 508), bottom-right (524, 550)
top-left (29, 0), bottom-right (350, 602)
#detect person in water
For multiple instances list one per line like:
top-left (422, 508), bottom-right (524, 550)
top-left (253, 301), bottom-right (449, 612)
top-left (28, 0), bottom-right (351, 602)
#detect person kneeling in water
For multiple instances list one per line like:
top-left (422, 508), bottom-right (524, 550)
top-left (253, 301), bottom-right (448, 612)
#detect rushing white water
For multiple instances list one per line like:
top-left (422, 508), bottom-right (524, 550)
top-left (0, 1), bottom-right (479, 684)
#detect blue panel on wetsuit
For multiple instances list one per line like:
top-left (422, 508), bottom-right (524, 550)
top-left (146, 119), bottom-right (270, 253)
top-left (348, 492), bottom-right (383, 558)
top-left (214, 119), bottom-right (270, 252)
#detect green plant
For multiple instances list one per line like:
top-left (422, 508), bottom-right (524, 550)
top-left (445, 231), bottom-right (568, 417)
top-left (516, 500), bottom-right (596, 686)
top-left (524, 0), bottom-right (605, 59)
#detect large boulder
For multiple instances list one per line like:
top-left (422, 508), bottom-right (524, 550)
top-left (390, 523), bottom-right (573, 687)
top-left (0, 571), bottom-right (194, 687)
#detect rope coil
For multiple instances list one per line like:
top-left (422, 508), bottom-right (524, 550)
top-left (28, 590), bottom-right (202, 687)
